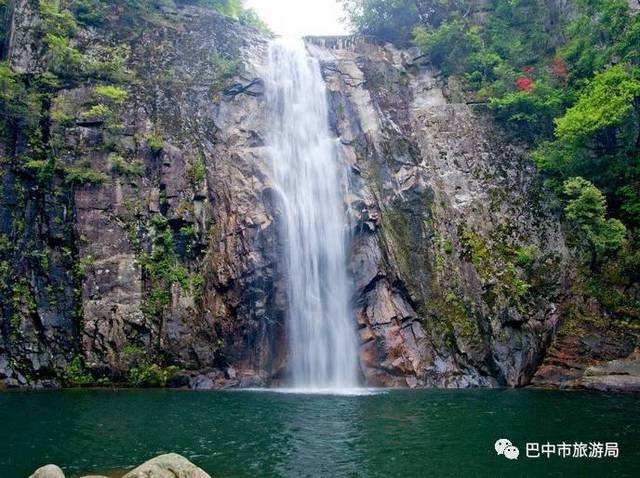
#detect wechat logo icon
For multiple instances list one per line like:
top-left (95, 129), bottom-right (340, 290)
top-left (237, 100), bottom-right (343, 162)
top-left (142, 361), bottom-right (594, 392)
top-left (495, 438), bottom-right (520, 460)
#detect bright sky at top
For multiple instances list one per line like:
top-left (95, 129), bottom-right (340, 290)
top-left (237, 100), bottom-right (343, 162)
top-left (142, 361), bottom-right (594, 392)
top-left (245, 0), bottom-right (350, 38)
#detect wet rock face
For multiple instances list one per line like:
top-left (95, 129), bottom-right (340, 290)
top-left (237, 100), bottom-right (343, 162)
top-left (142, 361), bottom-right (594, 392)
top-left (71, 11), bottom-right (284, 382)
top-left (6, 0), bottom-right (45, 74)
top-left (0, 5), bottom-right (284, 387)
top-left (307, 37), bottom-right (570, 387)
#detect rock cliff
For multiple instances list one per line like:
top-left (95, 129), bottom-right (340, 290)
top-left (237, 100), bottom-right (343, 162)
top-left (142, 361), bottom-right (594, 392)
top-left (1, 2), bottom-right (637, 390)
top-left (307, 36), bottom-right (570, 387)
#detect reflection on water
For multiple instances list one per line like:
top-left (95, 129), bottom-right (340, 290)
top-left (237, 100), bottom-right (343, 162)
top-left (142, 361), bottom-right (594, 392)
top-left (0, 389), bottom-right (638, 478)
top-left (276, 390), bottom-right (368, 477)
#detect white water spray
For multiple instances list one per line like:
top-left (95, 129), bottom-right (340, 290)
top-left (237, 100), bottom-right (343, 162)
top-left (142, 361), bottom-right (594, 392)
top-left (264, 39), bottom-right (359, 390)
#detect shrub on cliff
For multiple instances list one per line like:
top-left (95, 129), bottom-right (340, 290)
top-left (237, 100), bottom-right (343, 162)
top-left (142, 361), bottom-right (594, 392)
top-left (63, 356), bottom-right (94, 386)
top-left (129, 363), bottom-right (179, 387)
top-left (563, 177), bottom-right (627, 262)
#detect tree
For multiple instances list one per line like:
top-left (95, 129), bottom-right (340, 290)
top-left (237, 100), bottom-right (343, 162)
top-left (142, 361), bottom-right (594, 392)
top-left (341, 0), bottom-right (467, 46)
top-left (413, 20), bottom-right (481, 76)
top-left (341, 0), bottom-right (421, 45)
top-left (563, 177), bottom-right (627, 262)
top-left (536, 65), bottom-right (640, 226)
top-left (561, 0), bottom-right (636, 81)
top-left (555, 65), bottom-right (640, 144)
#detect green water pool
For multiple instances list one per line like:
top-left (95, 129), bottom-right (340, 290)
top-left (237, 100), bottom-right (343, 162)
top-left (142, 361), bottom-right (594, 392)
top-left (0, 388), bottom-right (638, 477)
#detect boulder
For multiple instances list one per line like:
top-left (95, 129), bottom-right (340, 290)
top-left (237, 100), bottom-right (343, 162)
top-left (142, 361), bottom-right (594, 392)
top-left (28, 464), bottom-right (65, 478)
top-left (122, 453), bottom-right (210, 478)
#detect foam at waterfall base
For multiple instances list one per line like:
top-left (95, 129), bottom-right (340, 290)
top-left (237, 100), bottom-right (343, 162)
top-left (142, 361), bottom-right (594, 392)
top-left (242, 387), bottom-right (385, 396)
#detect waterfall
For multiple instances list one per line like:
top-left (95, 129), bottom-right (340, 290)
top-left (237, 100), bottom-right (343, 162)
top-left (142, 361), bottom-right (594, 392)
top-left (264, 38), bottom-right (359, 390)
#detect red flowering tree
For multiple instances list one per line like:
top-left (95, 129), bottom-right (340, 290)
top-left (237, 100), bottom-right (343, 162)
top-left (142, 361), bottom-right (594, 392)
top-left (550, 56), bottom-right (569, 84)
top-left (516, 77), bottom-right (535, 92)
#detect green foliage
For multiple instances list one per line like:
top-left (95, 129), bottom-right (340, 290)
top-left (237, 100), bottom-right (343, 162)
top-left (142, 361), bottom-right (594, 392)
top-left (488, 85), bottom-right (568, 140)
top-left (140, 216), bottom-right (189, 318)
top-left (347, 0), bottom-right (574, 137)
top-left (63, 163), bottom-right (109, 185)
top-left (50, 96), bottom-right (75, 125)
top-left (110, 153), bottom-right (142, 176)
top-left (458, 226), bottom-right (537, 311)
top-left (178, 0), bottom-right (243, 18)
top-left (45, 33), bottom-right (83, 76)
top-left (0, 62), bottom-right (20, 105)
top-left (187, 155), bottom-right (206, 184)
top-left (122, 343), bottom-right (179, 387)
top-left (39, 0), bottom-right (84, 77)
top-left (122, 343), bottom-right (146, 362)
top-left (95, 85), bottom-right (128, 104)
top-left (211, 52), bottom-right (239, 79)
top-left (535, 66), bottom-right (640, 226)
top-left (563, 177), bottom-right (627, 260)
top-left (80, 103), bottom-right (111, 121)
top-left (38, 2), bottom-right (132, 81)
top-left (129, 363), bottom-right (179, 387)
top-left (561, 0), bottom-right (638, 81)
top-left (515, 245), bottom-right (537, 269)
top-left (341, 0), bottom-right (457, 46)
top-left (413, 21), bottom-right (481, 76)
top-left (68, 0), bottom-right (110, 26)
top-left (0, 233), bottom-right (11, 253)
top-left (40, 0), bottom-right (79, 37)
top-left (11, 280), bottom-right (37, 332)
top-left (459, 228), bottom-right (492, 280)
top-left (555, 66), bottom-right (640, 141)
top-left (427, 291), bottom-right (477, 341)
top-left (0, 61), bottom-right (27, 139)
top-left (146, 132), bottom-right (164, 154)
top-left (128, 0), bottom-right (265, 25)
top-left (138, 215), bottom-right (204, 317)
top-left (77, 255), bottom-right (95, 277)
top-left (84, 44), bottom-right (131, 82)
top-left (238, 7), bottom-right (271, 33)
top-left (179, 224), bottom-right (195, 237)
top-left (190, 271), bottom-right (205, 300)
top-left (63, 356), bottom-right (94, 386)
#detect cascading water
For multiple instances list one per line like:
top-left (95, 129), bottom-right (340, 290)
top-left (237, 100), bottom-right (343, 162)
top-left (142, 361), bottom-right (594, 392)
top-left (264, 38), bottom-right (359, 390)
